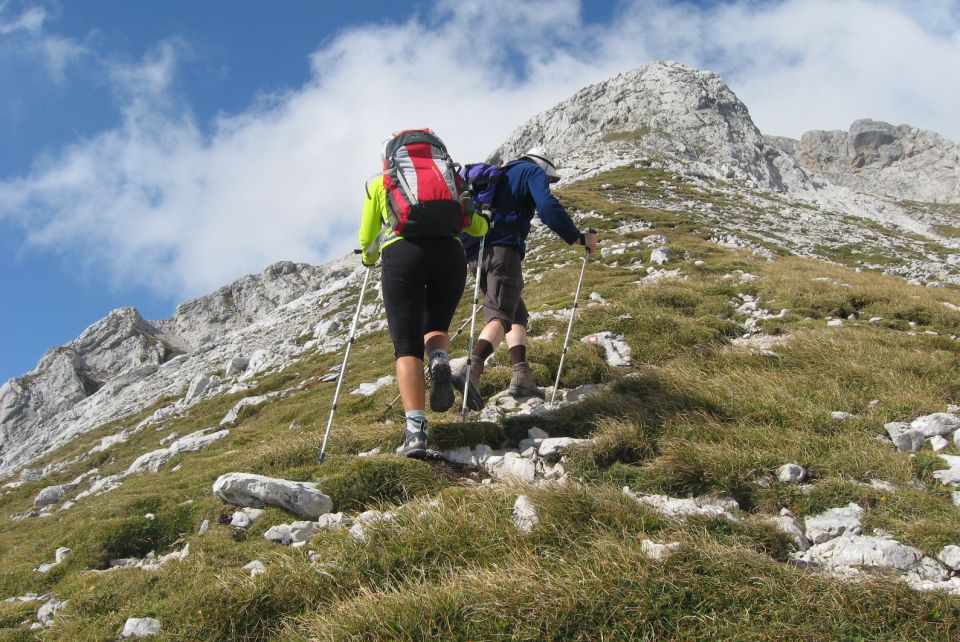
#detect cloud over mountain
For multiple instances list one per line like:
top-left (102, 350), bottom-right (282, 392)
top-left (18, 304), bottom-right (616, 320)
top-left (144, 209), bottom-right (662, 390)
top-left (0, 0), bottom-right (958, 299)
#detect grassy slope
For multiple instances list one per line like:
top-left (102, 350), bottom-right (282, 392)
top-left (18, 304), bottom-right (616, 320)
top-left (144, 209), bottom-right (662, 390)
top-left (2, 166), bottom-right (960, 640)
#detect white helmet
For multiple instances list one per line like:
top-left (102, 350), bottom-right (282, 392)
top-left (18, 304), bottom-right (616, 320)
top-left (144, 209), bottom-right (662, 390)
top-left (521, 147), bottom-right (560, 182)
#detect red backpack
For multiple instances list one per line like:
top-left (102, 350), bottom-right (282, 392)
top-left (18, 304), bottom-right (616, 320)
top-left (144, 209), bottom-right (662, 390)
top-left (382, 129), bottom-right (470, 238)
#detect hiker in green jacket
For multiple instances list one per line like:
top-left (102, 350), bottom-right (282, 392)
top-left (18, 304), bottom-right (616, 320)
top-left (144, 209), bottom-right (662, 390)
top-left (360, 130), bottom-right (488, 457)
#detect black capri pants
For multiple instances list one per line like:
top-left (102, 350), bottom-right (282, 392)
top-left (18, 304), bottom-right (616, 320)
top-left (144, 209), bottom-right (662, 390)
top-left (380, 237), bottom-right (467, 359)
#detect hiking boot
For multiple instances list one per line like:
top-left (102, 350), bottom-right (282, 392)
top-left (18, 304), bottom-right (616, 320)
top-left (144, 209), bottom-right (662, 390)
top-left (451, 358), bottom-right (485, 411)
top-left (429, 353), bottom-right (454, 412)
top-left (508, 361), bottom-right (545, 399)
top-left (396, 420), bottom-right (428, 459)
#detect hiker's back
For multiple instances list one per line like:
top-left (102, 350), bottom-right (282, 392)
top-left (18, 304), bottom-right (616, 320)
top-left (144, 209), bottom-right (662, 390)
top-left (383, 129), bottom-right (468, 239)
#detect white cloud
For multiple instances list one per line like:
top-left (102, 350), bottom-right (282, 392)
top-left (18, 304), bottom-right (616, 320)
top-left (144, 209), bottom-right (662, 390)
top-left (0, 4), bottom-right (45, 34)
top-left (0, 3), bottom-right (86, 79)
top-left (0, 0), bottom-right (958, 301)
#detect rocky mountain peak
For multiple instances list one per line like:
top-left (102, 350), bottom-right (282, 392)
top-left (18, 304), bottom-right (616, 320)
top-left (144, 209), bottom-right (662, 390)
top-left (1, 256), bottom-right (365, 477)
top-left (157, 260), bottom-right (345, 351)
top-left (489, 60), bottom-right (810, 192)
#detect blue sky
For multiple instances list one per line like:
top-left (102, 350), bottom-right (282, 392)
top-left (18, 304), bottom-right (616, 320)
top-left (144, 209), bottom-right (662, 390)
top-left (1, 0), bottom-right (959, 384)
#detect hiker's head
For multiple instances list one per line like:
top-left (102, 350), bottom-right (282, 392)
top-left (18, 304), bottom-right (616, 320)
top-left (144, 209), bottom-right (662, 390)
top-left (521, 147), bottom-right (560, 183)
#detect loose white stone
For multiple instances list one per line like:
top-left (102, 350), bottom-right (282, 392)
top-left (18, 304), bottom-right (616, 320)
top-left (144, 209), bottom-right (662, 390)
top-left (213, 473), bottom-right (332, 519)
top-left (640, 539), bottom-right (683, 560)
top-left (350, 375), bottom-right (395, 396)
top-left (884, 422), bottom-right (925, 452)
top-left (33, 483), bottom-right (78, 507)
top-left (581, 331), bottom-right (632, 367)
top-left (830, 411), bottom-right (857, 422)
top-left (937, 545), bottom-right (960, 571)
top-left (650, 247), bottom-right (671, 265)
top-left (776, 463), bottom-right (808, 484)
top-left (37, 597), bottom-right (65, 624)
top-left (349, 510), bottom-right (393, 541)
top-left (934, 455), bottom-right (960, 486)
top-left (827, 319), bottom-right (844, 327)
top-left (768, 513), bottom-right (811, 550)
top-left (911, 413), bottom-right (960, 437)
top-left (121, 617), bottom-right (162, 638)
top-left (622, 487), bottom-right (739, 521)
top-left (289, 520), bottom-right (317, 544)
top-left (794, 534), bottom-right (947, 582)
top-left (513, 495), bottom-right (539, 534)
top-left (804, 503), bottom-right (863, 545)
top-left (564, 383), bottom-right (604, 403)
top-left (930, 435), bottom-right (950, 451)
top-left (242, 561), bottom-right (266, 577)
top-left (538, 437), bottom-right (592, 458)
top-left (485, 453), bottom-right (537, 483)
top-left (264, 524), bottom-right (293, 545)
top-left (315, 512), bottom-right (352, 530)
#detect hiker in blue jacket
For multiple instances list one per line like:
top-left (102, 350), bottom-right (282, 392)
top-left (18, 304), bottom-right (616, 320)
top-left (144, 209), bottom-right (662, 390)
top-left (453, 147), bottom-right (597, 409)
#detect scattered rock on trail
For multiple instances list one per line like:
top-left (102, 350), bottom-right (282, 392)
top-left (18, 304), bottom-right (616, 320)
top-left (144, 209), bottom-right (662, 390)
top-left (513, 495), bottom-right (539, 534)
top-left (794, 534), bottom-right (948, 584)
top-left (34, 546), bottom-right (70, 573)
top-left (884, 422), bottom-right (925, 453)
top-left (767, 509), bottom-right (811, 551)
top-left (242, 561), bottom-right (266, 578)
top-left (622, 487), bottom-right (740, 521)
top-left (831, 411), bottom-right (857, 422)
top-left (776, 463), bottom-right (808, 484)
top-left (350, 375), bottom-right (395, 396)
top-left (349, 510), bottom-right (394, 541)
top-left (213, 473), bottom-right (333, 520)
top-left (126, 428), bottom-right (229, 475)
top-left (581, 331), bottom-right (632, 367)
top-left (121, 617), bottom-right (162, 638)
top-left (804, 503), bottom-right (863, 545)
top-left (33, 482), bottom-right (78, 507)
top-left (230, 507), bottom-right (263, 530)
top-left (911, 413), bottom-right (960, 437)
top-left (640, 539), bottom-right (683, 561)
top-left (36, 597), bottom-right (66, 628)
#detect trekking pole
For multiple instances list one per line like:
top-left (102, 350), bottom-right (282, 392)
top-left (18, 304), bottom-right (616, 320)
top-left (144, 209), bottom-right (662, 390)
top-left (551, 232), bottom-right (594, 405)
top-left (317, 256), bottom-right (373, 464)
top-left (461, 230), bottom-right (488, 416)
top-left (382, 303), bottom-right (481, 413)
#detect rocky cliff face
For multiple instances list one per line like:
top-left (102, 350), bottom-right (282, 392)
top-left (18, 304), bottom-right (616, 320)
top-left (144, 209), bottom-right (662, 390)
top-left (0, 258), bottom-right (380, 477)
top-left (768, 119), bottom-right (960, 204)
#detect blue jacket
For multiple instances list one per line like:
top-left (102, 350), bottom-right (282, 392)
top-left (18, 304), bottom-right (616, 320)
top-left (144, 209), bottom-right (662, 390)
top-left (470, 160), bottom-right (580, 260)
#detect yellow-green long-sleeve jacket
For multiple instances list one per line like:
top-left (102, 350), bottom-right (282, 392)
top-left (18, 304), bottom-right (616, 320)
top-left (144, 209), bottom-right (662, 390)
top-left (359, 176), bottom-right (489, 266)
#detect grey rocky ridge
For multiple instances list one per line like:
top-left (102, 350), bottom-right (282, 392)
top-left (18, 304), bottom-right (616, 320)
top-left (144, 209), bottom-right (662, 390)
top-left (2, 60), bottom-right (960, 638)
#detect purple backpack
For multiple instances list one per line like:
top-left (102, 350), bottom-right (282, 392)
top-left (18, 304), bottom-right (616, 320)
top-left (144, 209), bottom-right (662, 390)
top-left (459, 163), bottom-right (503, 208)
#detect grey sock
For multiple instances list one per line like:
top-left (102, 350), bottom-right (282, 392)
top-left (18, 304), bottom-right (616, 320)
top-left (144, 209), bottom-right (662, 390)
top-left (405, 409), bottom-right (427, 432)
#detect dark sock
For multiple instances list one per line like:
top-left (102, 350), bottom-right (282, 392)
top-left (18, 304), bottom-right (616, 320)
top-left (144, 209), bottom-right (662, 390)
top-left (508, 345), bottom-right (526, 365)
top-left (473, 339), bottom-right (494, 362)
